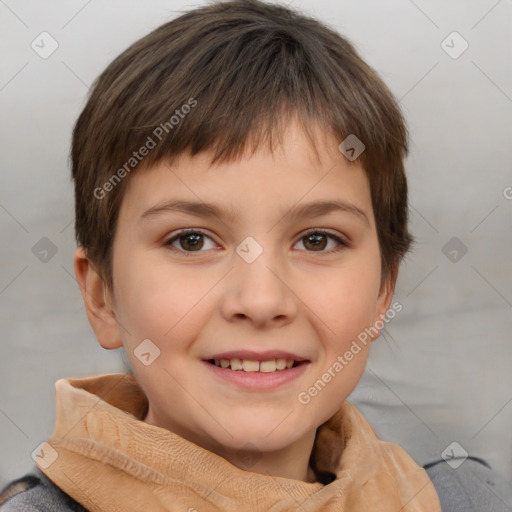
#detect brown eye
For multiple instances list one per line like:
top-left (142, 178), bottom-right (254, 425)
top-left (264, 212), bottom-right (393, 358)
top-left (303, 233), bottom-right (328, 251)
top-left (295, 230), bottom-right (349, 253)
top-left (164, 229), bottom-right (217, 254)
top-left (178, 233), bottom-right (204, 251)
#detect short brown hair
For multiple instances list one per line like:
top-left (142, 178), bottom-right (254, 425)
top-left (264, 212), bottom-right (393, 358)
top-left (72, 0), bottom-right (412, 292)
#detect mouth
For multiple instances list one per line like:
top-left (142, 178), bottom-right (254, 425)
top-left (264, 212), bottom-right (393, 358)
top-left (205, 358), bottom-right (306, 373)
top-left (201, 351), bottom-right (311, 390)
top-left (202, 350), bottom-right (310, 374)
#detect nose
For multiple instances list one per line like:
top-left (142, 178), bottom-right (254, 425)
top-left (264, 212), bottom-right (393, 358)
top-left (219, 245), bottom-right (297, 329)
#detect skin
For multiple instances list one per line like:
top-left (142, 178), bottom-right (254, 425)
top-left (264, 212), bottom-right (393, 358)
top-left (74, 118), bottom-right (396, 483)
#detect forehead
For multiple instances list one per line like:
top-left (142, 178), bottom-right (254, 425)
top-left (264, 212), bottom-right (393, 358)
top-left (118, 120), bottom-right (373, 225)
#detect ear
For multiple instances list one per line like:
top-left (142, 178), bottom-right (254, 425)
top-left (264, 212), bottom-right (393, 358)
top-left (370, 265), bottom-right (398, 341)
top-left (73, 247), bottom-right (123, 350)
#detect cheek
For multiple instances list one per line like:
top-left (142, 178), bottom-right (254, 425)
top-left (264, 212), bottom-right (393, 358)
top-left (308, 251), bottom-right (382, 343)
top-left (112, 251), bottom-right (211, 343)
top-left (112, 251), bottom-right (171, 340)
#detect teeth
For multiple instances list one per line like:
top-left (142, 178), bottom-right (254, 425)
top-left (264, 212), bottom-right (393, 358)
top-left (242, 360), bottom-right (260, 372)
top-left (276, 358), bottom-right (287, 370)
top-left (230, 358), bottom-right (243, 371)
top-left (213, 358), bottom-right (298, 372)
top-left (259, 360), bottom-right (276, 373)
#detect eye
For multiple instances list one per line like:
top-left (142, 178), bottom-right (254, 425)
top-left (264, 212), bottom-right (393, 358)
top-left (163, 228), bottom-right (350, 256)
top-left (163, 229), bottom-right (217, 255)
top-left (294, 229), bottom-right (350, 253)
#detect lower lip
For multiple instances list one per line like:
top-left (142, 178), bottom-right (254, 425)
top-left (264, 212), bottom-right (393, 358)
top-left (202, 360), bottom-right (310, 390)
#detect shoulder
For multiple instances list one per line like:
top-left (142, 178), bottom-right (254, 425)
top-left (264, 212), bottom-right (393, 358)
top-left (425, 457), bottom-right (512, 512)
top-left (0, 469), bottom-right (87, 511)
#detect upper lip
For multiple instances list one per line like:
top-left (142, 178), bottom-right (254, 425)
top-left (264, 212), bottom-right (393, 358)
top-left (204, 350), bottom-right (309, 362)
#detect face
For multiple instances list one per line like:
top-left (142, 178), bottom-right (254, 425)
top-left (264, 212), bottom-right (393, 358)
top-left (89, 119), bottom-right (393, 466)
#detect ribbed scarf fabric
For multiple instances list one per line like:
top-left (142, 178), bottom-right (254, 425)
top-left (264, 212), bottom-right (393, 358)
top-left (37, 373), bottom-right (440, 511)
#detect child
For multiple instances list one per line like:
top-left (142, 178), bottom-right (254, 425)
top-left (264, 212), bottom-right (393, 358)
top-left (0, 1), bottom-right (443, 510)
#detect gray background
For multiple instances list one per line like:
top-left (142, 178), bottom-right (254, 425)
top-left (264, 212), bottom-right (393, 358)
top-left (1, 0), bottom-right (511, 490)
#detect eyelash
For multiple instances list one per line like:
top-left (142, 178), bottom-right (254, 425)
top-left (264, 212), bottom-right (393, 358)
top-left (163, 228), bottom-right (350, 257)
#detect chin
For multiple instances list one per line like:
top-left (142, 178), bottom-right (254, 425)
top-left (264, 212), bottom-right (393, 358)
top-left (209, 419), bottom-right (305, 453)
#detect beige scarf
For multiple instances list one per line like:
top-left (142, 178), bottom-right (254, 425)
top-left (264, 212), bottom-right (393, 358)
top-left (37, 373), bottom-right (440, 511)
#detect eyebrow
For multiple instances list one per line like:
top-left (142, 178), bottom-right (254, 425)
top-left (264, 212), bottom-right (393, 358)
top-left (139, 198), bottom-right (370, 226)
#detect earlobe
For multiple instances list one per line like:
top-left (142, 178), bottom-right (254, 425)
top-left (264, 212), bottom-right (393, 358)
top-left (73, 247), bottom-right (123, 350)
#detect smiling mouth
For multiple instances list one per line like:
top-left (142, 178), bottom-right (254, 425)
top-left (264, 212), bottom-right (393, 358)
top-left (205, 358), bottom-right (305, 373)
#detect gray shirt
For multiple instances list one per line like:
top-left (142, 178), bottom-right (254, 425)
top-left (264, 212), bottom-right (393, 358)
top-left (1, 459), bottom-right (512, 511)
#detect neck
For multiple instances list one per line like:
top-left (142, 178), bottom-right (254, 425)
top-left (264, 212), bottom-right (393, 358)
top-left (144, 406), bottom-right (318, 482)
top-left (214, 429), bottom-right (319, 482)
